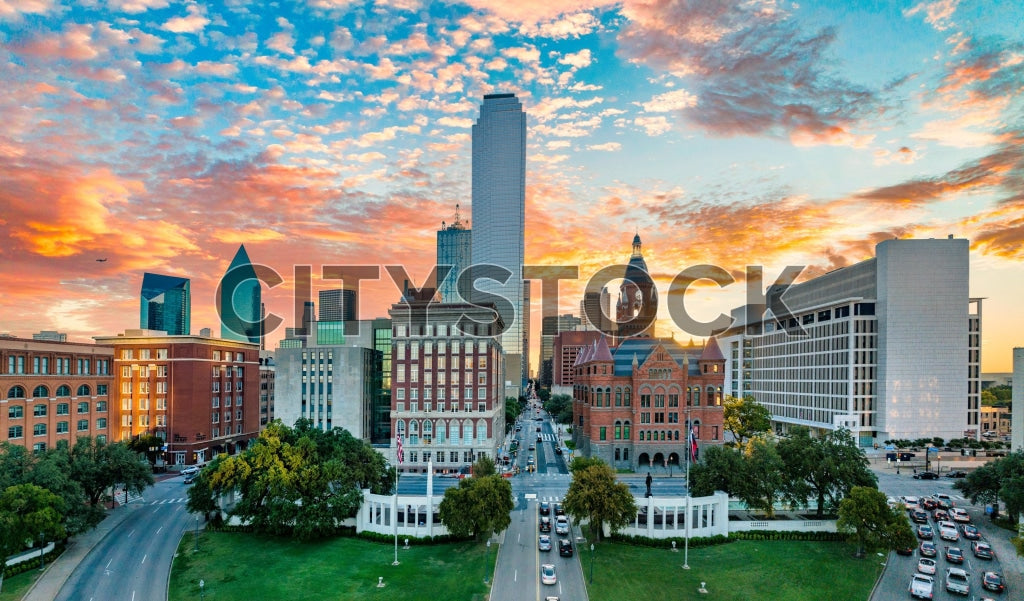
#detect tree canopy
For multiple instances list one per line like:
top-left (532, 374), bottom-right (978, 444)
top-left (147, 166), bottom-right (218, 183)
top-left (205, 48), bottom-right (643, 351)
top-left (777, 427), bottom-right (876, 517)
top-left (562, 459), bottom-right (637, 541)
top-left (688, 445), bottom-right (746, 497)
top-left (837, 486), bottom-right (915, 557)
top-left (0, 482), bottom-right (67, 592)
top-left (955, 450), bottom-right (1024, 522)
top-left (543, 394), bottom-right (573, 424)
top-left (186, 420), bottom-right (393, 539)
top-left (438, 470), bottom-right (513, 540)
top-left (722, 395), bottom-right (772, 446)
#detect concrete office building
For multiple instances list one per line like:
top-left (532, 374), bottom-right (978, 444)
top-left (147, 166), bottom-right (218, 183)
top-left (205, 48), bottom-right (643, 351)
top-left (580, 287), bottom-right (613, 334)
top-left (389, 289), bottom-right (505, 474)
top-left (1, 337), bottom-right (113, 453)
top-left (471, 93), bottom-right (526, 397)
top-left (717, 237), bottom-right (980, 445)
top-left (258, 351), bottom-right (275, 427)
top-left (94, 330), bottom-right (260, 466)
top-left (1012, 348), bottom-right (1023, 452)
top-left (32, 331), bottom-right (68, 342)
top-left (437, 204), bottom-right (471, 304)
top-left (140, 273), bottom-right (191, 336)
top-left (319, 289), bottom-right (357, 322)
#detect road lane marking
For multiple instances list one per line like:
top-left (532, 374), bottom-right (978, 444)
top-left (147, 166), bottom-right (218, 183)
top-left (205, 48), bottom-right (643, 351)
top-left (141, 554), bottom-right (147, 565)
top-left (156, 526), bottom-right (163, 535)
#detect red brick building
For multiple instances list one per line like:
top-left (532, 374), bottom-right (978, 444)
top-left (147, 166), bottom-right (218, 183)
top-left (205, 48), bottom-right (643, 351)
top-left (94, 330), bottom-right (260, 466)
top-left (1, 337), bottom-right (113, 453)
top-left (572, 336), bottom-right (726, 471)
top-left (551, 330), bottom-right (604, 391)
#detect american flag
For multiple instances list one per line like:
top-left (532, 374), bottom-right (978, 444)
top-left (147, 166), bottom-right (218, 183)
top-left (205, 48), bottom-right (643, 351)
top-left (396, 432), bottom-right (404, 465)
top-left (688, 425), bottom-right (698, 462)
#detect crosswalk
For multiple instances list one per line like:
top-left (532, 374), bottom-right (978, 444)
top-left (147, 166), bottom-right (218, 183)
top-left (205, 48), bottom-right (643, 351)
top-left (149, 497), bottom-right (189, 505)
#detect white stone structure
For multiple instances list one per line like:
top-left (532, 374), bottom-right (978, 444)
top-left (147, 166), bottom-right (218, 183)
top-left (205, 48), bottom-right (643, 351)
top-left (1012, 348), bottom-right (1023, 452)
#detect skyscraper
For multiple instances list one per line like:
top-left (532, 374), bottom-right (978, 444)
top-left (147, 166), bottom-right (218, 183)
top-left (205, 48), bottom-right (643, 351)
top-left (319, 288), bottom-right (356, 322)
top-left (471, 93), bottom-right (526, 395)
top-left (140, 273), bottom-right (191, 335)
top-left (219, 245), bottom-right (262, 344)
top-left (436, 204), bottom-right (471, 304)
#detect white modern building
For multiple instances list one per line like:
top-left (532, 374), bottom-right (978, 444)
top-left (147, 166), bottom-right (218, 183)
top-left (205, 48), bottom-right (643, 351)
top-left (471, 93), bottom-right (526, 397)
top-left (388, 290), bottom-right (505, 474)
top-left (717, 237), bottom-right (980, 445)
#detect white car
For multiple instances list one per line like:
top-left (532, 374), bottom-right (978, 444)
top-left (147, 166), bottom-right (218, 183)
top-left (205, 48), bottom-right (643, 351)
top-left (900, 496), bottom-right (920, 511)
top-left (910, 573), bottom-right (934, 599)
top-left (945, 567), bottom-right (969, 595)
top-left (917, 557), bottom-right (937, 575)
top-left (938, 521), bottom-right (959, 541)
top-left (555, 516), bottom-right (570, 535)
top-left (949, 508), bottom-right (970, 523)
top-left (540, 563), bottom-right (557, 585)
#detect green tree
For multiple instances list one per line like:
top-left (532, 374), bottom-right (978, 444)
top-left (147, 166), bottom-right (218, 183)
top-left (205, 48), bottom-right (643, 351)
top-left (472, 455), bottom-right (497, 478)
top-left (504, 397), bottom-right (525, 434)
top-left (538, 388), bottom-right (551, 403)
top-left (568, 456), bottom-right (605, 475)
top-left (956, 451), bottom-right (1024, 523)
top-left (838, 486), bottom-right (915, 557)
top-left (438, 474), bottom-right (513, 540)
top-left (127, 434), bottom-right (165, 466)
top-left (980, 389), bottom-right (998, 406)
top-left (187, 420), bottom-right (392, 538)
top-left (544, 394), bottom-right (573, 424)
top-left (777, 426), bottom-right (877, 517)
top-left (722, 395), bottom-right (772, 446)
top-left (0, 483), bottom-right (67, 592)
top-left (688, 445), bottom-right (746, 497)
top-left (561, 460), bottom-right (637, 541)
top-left (736, 437), bottom-right (784, 517)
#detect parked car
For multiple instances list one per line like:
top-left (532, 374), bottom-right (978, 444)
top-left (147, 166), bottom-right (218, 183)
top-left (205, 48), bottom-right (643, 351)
top-left (538, 535), bottom-right (552, 552)
top-left (981, 571), bottom-right (1005, 593)
top-left (945, 567), bottom-right (970, 595)
top-left (181, 465), bottom-right (200, 477)
top-left (945, 546), bottom-right (964, 564)
top-left (946, 470), bottom-right (968, 478)
top-left (961, 524), bottom-right (981, 540)
top-left (972, 541), bottom-right (994, 560)
top-left (917, 557), bottom-right (937, 575)
top-left (917, 524), bottom-right (934, 539)
top-left (909, 574), bottom-right (934, 599)
top-left (919, 541), bottom-right (937, 557)
top-left (540, 564), bottom-right (557, 585)
top-left (558, 538), bottom-right (574, 557)
top-left (914, 471), bottom-right (940, 480)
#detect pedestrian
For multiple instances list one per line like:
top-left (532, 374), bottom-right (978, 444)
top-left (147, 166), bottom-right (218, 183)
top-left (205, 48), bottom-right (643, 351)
top-left (913, 467), bottom-right (917, 475)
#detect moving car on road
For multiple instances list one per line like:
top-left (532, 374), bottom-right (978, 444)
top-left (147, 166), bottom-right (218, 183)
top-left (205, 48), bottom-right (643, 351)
top-left (917, 524), bottom-right (934, 539)
top-left (939, 521), bottom-right (959, 541)
top-left (919, 541), bottom-right (937, 557)
top-left (538, 535), bottom-right (552, 552)
top-left (972, 541), bottom-right (994, 560)
top-left (981, 571), bottom-right (1005, 593)
top-left (961, 524), bottom-right (980, 540)
top-left (558, 539), bottom-right (574, 557)
top-left (914, 471), bottom-right (940, 480)
top-left (555, 516), bottom-right (570, 535)
top-left (541, 564), bottom-right (557, 585)
top-left (946, 470), bottom-right (967, 478)
top-left (949, 507), bottom-right (970, 523)
top-left (945, 567), bottom-right (970, 595)
top-left (909, 574), bottom-right (934, 599)
top-left (945, 546), bottom-right (964, 564)
top-left (917, 557), bottom-right (937, 575)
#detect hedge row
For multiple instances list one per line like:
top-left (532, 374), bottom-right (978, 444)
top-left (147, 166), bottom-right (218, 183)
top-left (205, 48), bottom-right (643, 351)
top-left (610, 529), bottom-right (848, 547)
top-left (355, 530), bottom-right (472, 546)
top-left (730, 530), bottom-right (848, 542)
top-left (3, 543), bottom-right (65, 579)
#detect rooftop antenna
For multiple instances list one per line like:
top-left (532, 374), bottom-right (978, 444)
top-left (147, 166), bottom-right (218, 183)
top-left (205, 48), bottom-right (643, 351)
top-left (452, 203), bottom-right (465, 229)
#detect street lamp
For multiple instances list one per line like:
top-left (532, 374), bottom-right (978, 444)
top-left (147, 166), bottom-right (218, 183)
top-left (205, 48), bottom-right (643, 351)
top-left (39, 532), bottom-right (45, 571)
top-left (484, 540), bottom-right (491, 584)
top-left (199, 579), bottom-right (205, 600)
top-left (589, 543), bottom-right (595, 583)
top-left (194, 515), bottom-right (199, 552)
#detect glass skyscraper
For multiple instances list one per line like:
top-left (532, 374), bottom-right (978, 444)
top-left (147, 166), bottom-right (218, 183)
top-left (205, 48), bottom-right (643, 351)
top-left (436, 204), bottom-right (471, 304)
top-left (319, 288), bottom-right (357, 321)
top-left (219, 244), bottom-right (262, 344)
top-left (140, 273), bottom-right (191, 335)
top-left (471, 93), bottom-right (526, 394)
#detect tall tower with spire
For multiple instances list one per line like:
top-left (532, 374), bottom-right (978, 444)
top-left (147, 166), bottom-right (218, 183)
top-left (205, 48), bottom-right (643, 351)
top-left (615, 233), bottom-right (657, 343)
top-left (219, 244), bottom-right (262, 344)
top-left (436, 203), bottom-right (472, 304)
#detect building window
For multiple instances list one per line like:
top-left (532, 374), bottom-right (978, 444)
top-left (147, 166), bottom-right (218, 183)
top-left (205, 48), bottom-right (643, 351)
top-left (33, 423), bottom-right (47, 436)
top-left (33, 385), bottom-right (49, 398)
top-left (600, 426), bottom-right (607, 441)
top-left (8, 385), bottom-right (25, 399)
top-left (96, 401), bottom-right (107, 412)
top-left (77, 419), bottom-right (89, 431)
top-left (97, 384), bottom-right (108, 396)
top-left (9, 406), bottom-right (23, 419)
top-left (56, 403), bottom-right (69, 415)
top-left (33, 404), bottom-right (47, 417)
top-left (614, 422), bottom-right (621, 440)
top-left (96, 418), bottom-right (107, 429)
top-left (56, 421), bottom-right (69, 434)
top-left (8, 426), bottom-right (23, 439)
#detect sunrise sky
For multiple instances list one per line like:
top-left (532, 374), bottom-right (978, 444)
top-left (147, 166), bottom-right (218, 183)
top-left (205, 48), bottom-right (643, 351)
top-left (1, 0), bottom-right (1022, 371)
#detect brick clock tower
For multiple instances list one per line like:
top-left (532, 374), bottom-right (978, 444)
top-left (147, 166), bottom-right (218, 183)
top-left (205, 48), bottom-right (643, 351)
top-left (615, 233), bottom-right (657, 344)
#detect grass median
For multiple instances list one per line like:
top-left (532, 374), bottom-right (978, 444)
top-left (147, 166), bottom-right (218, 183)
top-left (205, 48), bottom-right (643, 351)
top-left (585, 539), bottom-right (878, 601)
top-left (169, 532), bottom-right (494, 601)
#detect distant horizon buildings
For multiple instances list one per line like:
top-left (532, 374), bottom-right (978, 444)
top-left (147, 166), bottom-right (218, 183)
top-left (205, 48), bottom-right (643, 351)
top-left (319, 288), bottom-right (357, 322)
top-left (140, 273), bottom-right (191, 336)
top-left (472, 92), bottom-right (527, 397)
top-left (219, 245), bottom-right (262, 345)
top-left (437, 204), bottom-right (471, 305)
top-left (717, 236), bottom-right (980, 445)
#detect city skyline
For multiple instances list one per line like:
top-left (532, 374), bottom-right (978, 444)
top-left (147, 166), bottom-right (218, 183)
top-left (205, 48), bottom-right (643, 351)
top-left (1, 1), bottom-right (1023, 370)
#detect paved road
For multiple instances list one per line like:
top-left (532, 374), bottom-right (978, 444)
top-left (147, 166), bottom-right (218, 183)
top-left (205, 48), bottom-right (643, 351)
top-left (870, 465), bottom-right (1023, 601)
top-left (55, 476), bottom-right (197, 601)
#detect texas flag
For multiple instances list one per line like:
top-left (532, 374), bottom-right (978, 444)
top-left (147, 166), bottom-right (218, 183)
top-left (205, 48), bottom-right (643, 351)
top-left (396, 433), bottom-right (404, 465)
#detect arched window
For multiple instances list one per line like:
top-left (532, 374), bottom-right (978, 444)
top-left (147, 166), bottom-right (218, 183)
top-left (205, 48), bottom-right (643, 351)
top-left (693, 387), bottom-right (701, 406)
top-left (435, 420), bottom-right (446, 444)
top-left (715, 386), bottom-right (723, 405)
top-left (595, 388), bottom-right (602, 407)
top-left (396, 420), bottom-right (406, 438)
top-left (422, 420), bottom-right (433, 444)
top-left (615, 388), bottom-right (622, 406)
top-left (614, 420), bottom-right (622, 440)
top-left (624, 387), bottom-right (631, 406)
top-left (675, 430), bottom-right (680, 440)
top-left (706, 386), bottom-right (714, 405)
top-left (8, 386), bottom-right (25, 399)
top-left (462, 421), bottom-right (473, 445)
top-left (623, 421), bottom-right (631, 440)
top-left (638, 431), bottom-right (644, 441)
top-left (56, 385), bottom-right (71, 397)
top-left (32, 385), bottom-right (49, 398)
top-left (77, 384), bottom-right (91, 396)
top-left (476, 421), bottom-right (487, 443)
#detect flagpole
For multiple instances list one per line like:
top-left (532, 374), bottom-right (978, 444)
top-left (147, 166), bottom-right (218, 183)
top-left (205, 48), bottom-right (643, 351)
top-left (683, 408), bottom-right (691, 570)
top-left (393, 433), bottom-right (402, 566)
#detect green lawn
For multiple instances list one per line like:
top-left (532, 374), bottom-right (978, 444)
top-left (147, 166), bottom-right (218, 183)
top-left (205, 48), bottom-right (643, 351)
top-left (0, 569), bottom-right (42, 601)
top-left (169, 532), bottom-right (494, 601)
top-left (586, 539), bottom-right (879, 601)
top-left (169, 532), bottom-right (878, 601)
